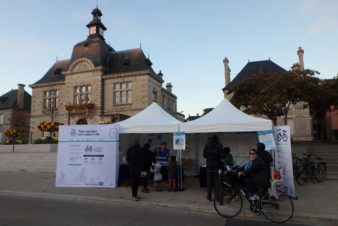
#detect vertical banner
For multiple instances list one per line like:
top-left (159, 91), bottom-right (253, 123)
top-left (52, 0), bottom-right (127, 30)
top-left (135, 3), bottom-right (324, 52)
top-left (173, 132), bottom-right (186, 150)
top-left (273, 125), bottom-right (296, 198)
top-left (56, 124), bottom-right (119, 188)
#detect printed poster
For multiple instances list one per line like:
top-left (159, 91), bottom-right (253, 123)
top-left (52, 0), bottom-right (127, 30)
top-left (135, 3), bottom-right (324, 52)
top-left (273, 125), bottom-right (296, 198)
top-left (56, 124), bottom-right (119, 188)
top-left (173, 132), bottom-right (186, 150)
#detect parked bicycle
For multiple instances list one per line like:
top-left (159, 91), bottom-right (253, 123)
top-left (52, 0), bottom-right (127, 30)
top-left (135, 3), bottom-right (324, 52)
top-left (214, 171), bottom-right (294, 223)
top-left (293, 153), bottom-right (327, 185)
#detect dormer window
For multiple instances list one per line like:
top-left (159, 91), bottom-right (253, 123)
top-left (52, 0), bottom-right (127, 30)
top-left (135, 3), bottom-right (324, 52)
top-left (89, 26), bottom-right (96, 35)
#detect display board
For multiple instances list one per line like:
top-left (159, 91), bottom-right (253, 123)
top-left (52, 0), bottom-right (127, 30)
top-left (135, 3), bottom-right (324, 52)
top-left (273, 125), bottom-right (296, 198)
top-left (173, 132), bottom-right (186, 150)
top-left (56, 124), bottom-right (119, 188)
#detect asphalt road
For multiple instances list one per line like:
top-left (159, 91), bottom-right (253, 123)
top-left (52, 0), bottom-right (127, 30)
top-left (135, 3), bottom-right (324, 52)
top-left (0, 195), bottom-right (315, 226)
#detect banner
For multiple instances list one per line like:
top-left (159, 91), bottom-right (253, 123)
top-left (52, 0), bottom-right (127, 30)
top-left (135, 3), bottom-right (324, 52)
top-left (257, 130), bottom-right (276, 151)
top-left (173, 132), bottom-right (186, 150)
top-left (56, 124), bottom-right (119, 188)
top-left (273, 125), bottom-right (296, 198)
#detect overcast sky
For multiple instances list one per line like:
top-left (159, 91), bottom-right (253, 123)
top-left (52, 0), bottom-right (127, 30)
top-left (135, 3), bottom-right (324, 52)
top-left (0, 0), bottom-right (337, 116)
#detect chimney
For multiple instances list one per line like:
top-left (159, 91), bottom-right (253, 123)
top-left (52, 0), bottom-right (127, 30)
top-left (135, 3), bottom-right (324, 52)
top-left (17, 84), bottom-right (25, 109)
top-left (158, 70), bottom-right (163, 79)
top-left (166, 83), bottom-right (172, 93)
top-left (297, 47), bottom-right (304, 71)
top-left (223, 57), bottom-right (231, 86)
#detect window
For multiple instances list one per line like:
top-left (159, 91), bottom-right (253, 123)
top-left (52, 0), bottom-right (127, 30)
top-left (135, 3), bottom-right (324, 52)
top-left (162, 95), bottom-right (166, 107)
top-left (43, 90), bottom-right (59, 110)
top-left (113, 82), bottom-right (132, 105)
top-left (0, 114), bottom-right (4, 124)
top-left (74, 85), bottom-right (91, 104)
top-left (153, 89), bottom-right (158, 102)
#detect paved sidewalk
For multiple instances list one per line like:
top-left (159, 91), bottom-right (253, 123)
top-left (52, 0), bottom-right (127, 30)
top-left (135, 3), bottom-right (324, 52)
top-left (0, 171), bottom-right (337, 225)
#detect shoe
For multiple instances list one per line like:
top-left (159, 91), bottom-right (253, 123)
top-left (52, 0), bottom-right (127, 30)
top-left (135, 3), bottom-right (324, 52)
top-left (142, 188), bottom-right (149, 193)
top-left (133, 196), bottom-right (140, 201)
top-left (248, 194), bottom-right (260, 201)
top-left (207, 196), bottom-right (212, 202)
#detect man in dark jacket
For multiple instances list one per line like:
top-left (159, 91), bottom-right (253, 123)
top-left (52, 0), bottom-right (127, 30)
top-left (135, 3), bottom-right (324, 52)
top-left (256, 142), bottom-right (273, 180)
top-left (203, 135), bottom-right (223, 201)
top-left (126, 138), bottom-right (144, 201)
top-left (141, 143), bottom-right (153, 193)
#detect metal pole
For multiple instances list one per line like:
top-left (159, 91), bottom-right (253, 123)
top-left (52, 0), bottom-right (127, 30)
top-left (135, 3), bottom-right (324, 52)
top-left (180, 149), bottom-right (183, 190)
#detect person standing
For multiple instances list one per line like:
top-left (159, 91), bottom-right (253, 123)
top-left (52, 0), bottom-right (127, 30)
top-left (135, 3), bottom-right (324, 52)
top-left (167, 156), bottom-right (178, 191)
top-left (155, 142), bottom-right (170, 181)
top-left (222, 147), bottom-right (234, 171)
top-left (126, 138), bottom-right (144, 201)
top-left (142, 143), bottom-right (153, 193)
top-left (203, 135), bottom-right (223, 201)
top-left (151, 162), bottom-right (163, 191)
top-left (256, 142), bottom-right (273, 180)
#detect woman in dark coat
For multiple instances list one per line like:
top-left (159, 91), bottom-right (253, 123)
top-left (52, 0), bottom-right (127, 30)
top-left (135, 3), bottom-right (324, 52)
top-left (237, 149), bottom-right (269, 199)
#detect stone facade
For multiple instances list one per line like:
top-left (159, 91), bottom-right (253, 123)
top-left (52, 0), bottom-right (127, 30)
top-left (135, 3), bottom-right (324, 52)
top-left (29, 8), bottom-right (178, 141)
top-left (0, 85), bottom-right (31, 143)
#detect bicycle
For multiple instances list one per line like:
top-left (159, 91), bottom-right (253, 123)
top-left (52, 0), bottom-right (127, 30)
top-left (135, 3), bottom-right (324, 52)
top-left (293, 153), bottom-right (327, 185)
top-left (214, 172), bottom-right (294, 223)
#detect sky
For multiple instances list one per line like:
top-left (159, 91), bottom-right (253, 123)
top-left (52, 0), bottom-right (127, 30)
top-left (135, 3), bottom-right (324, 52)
top-left (0, 0), bottom-right (338, 117)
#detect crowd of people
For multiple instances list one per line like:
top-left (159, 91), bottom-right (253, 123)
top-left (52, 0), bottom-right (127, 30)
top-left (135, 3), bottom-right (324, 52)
top-left (126, 138), bottom-right (178, 201)
top-left (126, 135), bottom-right (272, 203)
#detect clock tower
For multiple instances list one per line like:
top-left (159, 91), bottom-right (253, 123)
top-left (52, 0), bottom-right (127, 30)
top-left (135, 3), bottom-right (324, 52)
top-left (86, 7), bottom-right (107, 39)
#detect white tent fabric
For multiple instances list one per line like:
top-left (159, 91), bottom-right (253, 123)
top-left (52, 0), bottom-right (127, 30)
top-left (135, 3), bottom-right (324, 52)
top-left (117, 102), bottom-right (181, 133)
top-left (181, 99), bottom-right (272, 133)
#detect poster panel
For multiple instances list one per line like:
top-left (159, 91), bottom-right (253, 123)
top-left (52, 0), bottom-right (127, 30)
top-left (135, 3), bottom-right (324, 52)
top-left (273, 125), bottom-right (296, 198)
top-left (257, 130), bottom-right (276, 151)
top-left (56, 124), bottom-right (119, 188)
top-left (173, 132), bottom-right (186, 150)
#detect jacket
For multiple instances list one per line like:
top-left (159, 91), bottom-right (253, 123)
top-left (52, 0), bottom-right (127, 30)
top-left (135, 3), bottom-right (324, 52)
top-left (126, 145), bottom-right (144, 173)
top-left (239, 156), bottom-right (270, 190)
top-left (203, 140), bottom-right (223, 173)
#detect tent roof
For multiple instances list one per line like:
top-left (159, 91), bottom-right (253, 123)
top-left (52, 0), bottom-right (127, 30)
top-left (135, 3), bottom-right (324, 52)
top-left (181, 99), bottom-right (272, 133)
top-left (117, 102), bottom-right (181, 133)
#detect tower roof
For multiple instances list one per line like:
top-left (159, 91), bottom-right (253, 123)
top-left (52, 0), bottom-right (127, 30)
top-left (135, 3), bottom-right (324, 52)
top-left (86, 7), bottom-right (107, 31)
top-left (223, 60), bottom-right (286, 90)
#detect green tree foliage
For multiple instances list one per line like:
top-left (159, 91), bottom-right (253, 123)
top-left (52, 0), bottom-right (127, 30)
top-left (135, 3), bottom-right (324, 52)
top-left (226, 70), bottom-right (320, 125)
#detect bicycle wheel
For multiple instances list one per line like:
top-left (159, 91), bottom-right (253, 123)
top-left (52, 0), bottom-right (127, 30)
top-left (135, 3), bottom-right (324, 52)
top-left (214, 187), bottom-right (243, 218)
top-left (260, 192), bottom-right (294, 223)
top-left (295, 167), bottom-right (310, 185)
top-left (317, 163), bottom-right (327, 182)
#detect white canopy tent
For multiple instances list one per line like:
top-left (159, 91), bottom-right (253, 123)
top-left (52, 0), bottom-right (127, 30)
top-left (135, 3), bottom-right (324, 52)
top-left (117, 102), bottom-right (181, 134)
top-left (181, 98), bottom-right (272, 133)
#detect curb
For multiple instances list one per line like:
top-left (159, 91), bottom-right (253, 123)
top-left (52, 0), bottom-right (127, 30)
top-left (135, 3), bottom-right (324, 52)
top-left (0, 190), bottom-right (337, 225)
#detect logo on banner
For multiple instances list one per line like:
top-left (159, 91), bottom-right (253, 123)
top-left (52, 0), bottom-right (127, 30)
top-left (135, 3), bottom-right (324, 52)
top-left (70, 128), bottom-right (77, 137)
top-left (276, 129), bottom-right (288, 142)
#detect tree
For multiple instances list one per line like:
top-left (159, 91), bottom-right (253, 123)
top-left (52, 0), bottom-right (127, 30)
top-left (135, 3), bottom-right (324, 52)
top-left (303, 76), bottom-right (338, 139)
top-left (227, 70), bottom-right (318, 125)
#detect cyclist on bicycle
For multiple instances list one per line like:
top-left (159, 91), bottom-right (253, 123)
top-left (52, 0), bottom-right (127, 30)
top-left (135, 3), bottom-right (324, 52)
top-left (237, 149), bottom-right (270, 200)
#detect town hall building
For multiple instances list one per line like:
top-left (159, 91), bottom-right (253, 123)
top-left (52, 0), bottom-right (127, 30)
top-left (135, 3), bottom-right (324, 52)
top-left (29, 7), bottom-right (178, 140)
